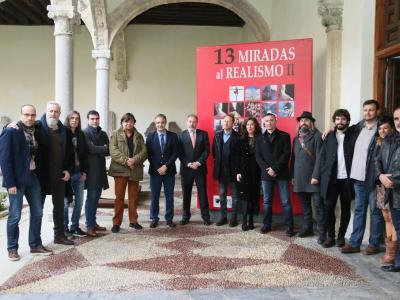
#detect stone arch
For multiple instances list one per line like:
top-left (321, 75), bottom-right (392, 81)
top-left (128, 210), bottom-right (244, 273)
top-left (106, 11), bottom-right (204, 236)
top-left (107, 0), bottom-right (270, 48)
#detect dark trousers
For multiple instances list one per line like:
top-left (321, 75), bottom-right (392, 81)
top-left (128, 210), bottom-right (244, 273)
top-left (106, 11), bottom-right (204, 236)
top-left (150, 174), bottom-right (175, 222)
top-left (298, 192), bottom-right (326, 235)
top-left (324, 179), bottom-right (352, 239)
top-left (181, 172), bottom-right (210, 221)
top-left (44, 179), bottom-right (66, 236)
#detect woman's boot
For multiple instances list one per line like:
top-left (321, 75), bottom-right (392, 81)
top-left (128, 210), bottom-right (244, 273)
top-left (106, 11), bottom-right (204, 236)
top-left (380, 238), bottom-right (398, 265)
top-left (248, 214), bottom-right (255, 230)
top-left (242, 214), bottom-right (249, 231)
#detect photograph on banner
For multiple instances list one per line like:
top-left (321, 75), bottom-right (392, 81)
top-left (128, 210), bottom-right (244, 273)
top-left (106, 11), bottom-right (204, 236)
top-left (233, 117), bottom-right (243, 132)
top-left (213, 195), bottom-right (232, 209)
top-left (214, 119), bottom-right (223, 132)
top-left (229, 102), bottom-right (244, 118)
top-left (214, 102), bottom-right (228, 119)
top-left (245, 86), bottom-right (261, 101)
top-left (245, 102), bottom-right (261, 119)
top-left (279, 101), bottom-right (295, 117)
top-left (229, 86), bottom-right (244, 101)
top-left (262, 84), bottom-right (278, 100)
top-left (279, 84), bottom-right (295, 101)
top-left (262, 101), bottom-right (278, 116)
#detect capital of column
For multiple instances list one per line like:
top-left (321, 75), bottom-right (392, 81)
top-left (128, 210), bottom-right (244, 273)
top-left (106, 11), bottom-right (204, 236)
top-left (47, 5), bottom-right (80, 36)
top-left (318, 0), bottom-right (343, 32)
top-left (92, 49), bottom-right (112, 70)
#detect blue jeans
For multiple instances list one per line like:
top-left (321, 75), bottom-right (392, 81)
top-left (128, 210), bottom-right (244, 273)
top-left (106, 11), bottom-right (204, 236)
top-left (7, 173), bottom-right (43, 251)
top-left (349, 180), bottom-right (384, 248)
top-left (389, 203), bottom-right (400, 267)
top-left (218, 180), bottom-right (239, 219)
top-left (64, 172), bottom-right (85, 230)
top-left (150, 174), bottom-right (175, 222)
top-left (261, 180), bottom-right (294, 229)
top-left (85, 188), bottom-right (102, 229)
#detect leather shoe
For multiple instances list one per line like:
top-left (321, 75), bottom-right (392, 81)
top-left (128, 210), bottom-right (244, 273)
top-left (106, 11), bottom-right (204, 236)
top-left (341, 244), bottom-right (360, 253)
top-left (364, 245), bottom-right (380, 255)
top-left (167, 221), bottom-right (176, 228)
top-left (111, 225), bottom-right (120, 233)
top-left (180, 219), bottom-right (189, 225)
top-left (129, 223), bottom-right (143, 230)
top-left (382, 265), bottom-right (400, 272)
top-left (150, 221), bottom-right (158, 228)
top-left (297, 229), bottom-right (314, 238)
top-left (94, 224), bottom-right (106, 231)
top-left (322, 237), bottom-right (335, 248)
top-left (229, 220), bottom-right (238, 227)
top-left (87, 228), bottom-right (98, 237)
top-left (336, 237), bottom-right (345, 247)
top-left (203, 219), bottom-right (212, 226)
top-left (260, 225), bottom-right (271, 234)
top-left (216, 218), bottom-right (228, 226)
top-left (54, 235), bottom-right (74, 245)
top-left (286, 228), bottom-right (296, 237)
top-left (242, 224), bottom-right (249, 231)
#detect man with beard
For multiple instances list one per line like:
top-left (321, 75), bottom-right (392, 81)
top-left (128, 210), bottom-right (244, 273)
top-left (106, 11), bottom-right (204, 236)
top-left (35, 102), bottom-right (74, 245)
top-left (291, 111), bottom-right (326, 244)
top-left (377, 107), bottom-right (400, 272)
top-left (342, 100), bottom-right (384, 254)
top-left (83, 110), bottom-right (109, 237)
top-left (319, 109), bottom-right (355, 248)
top-left (0, 105), bottom-right (53, 260)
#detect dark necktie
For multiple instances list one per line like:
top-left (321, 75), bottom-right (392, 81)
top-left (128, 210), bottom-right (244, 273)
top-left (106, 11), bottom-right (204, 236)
top-left (160, 133), bottom-right (165, 153)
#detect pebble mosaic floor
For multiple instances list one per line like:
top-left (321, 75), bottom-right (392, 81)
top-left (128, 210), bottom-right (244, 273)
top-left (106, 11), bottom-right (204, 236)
top-left (0, 191), bottom-right (365, 294)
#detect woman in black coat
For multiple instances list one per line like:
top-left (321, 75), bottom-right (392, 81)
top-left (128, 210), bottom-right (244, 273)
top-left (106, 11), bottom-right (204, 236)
top-left (235, 117), bottom-right (262, 231)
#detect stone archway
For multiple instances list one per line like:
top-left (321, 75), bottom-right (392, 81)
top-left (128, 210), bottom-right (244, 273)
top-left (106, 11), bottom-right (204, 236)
top-left (107, 0), bottom-right (270, 47)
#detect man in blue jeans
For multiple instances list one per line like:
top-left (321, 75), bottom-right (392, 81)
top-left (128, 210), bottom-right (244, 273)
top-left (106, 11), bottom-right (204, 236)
top-left (146, 114), bottom-right (178, 228)
top-left (0, 104), bottom-right (53, 260)
top-left (255, 113), bottom-right (295, 236)
top-left (342, 99), bottom-right (384, 254)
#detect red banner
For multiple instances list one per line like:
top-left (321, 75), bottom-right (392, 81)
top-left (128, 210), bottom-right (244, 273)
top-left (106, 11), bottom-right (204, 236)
top-left (196, 39), bottom-right (313, 214)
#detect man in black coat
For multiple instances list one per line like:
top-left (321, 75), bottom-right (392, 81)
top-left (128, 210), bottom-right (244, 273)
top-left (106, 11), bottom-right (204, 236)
top-left (212, 114), bottom-right (241, 226)
top-left (83, 110), bottom-right (109, 237)
top-left (319, 109), bottom-right (355, 248)
top-left (178, 114), bottom-right (211, 225)
top-left (146, 113), bottom-right (179, 228)
top-left (255, 113), bottom-right (295, 236)
top-left (35, 102), bottom-right (74, 245)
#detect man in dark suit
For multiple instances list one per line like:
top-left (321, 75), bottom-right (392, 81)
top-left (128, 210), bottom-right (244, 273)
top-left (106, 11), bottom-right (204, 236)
top-left (255, 113), bottom-right (295, 236)
top-left (178, 114), bottom-right (211, 226)
top-left (146, 113), bottom-right (179, 228)
top-left (212, 114), bottom-right (241, 226)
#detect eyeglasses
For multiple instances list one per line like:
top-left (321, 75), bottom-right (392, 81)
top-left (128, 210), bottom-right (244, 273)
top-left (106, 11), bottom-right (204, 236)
top-left (22, 113), bottom-right (36, 117)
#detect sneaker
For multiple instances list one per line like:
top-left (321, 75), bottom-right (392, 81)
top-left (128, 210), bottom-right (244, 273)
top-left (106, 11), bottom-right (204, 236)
top-left (71, 228), bottom-right (87, 237)
top-left (8, 249), bottom-right (20, 261)
top-left (111, 225), bottom-right (120, 233)
top-left (129, 223), bottom-right (143, 230)
top-left (30, 245), bottom-right (53, 256)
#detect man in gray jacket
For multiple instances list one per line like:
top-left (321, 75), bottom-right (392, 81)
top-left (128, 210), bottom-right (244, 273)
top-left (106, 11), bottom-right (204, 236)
top-left (291, 111), bottom-right (326, 244)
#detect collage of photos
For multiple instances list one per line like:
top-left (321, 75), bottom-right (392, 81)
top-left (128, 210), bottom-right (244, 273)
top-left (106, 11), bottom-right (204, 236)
top-left (214, 84), bottom-right (295, 132)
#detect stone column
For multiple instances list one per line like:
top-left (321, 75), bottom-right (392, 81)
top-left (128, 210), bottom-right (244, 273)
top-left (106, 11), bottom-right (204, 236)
top-left (318, 0), bottom-right (344, 129)
top-left (47, 3), bottom-right (79, 119)
top-left (92, 49), bottom-right (112, 134)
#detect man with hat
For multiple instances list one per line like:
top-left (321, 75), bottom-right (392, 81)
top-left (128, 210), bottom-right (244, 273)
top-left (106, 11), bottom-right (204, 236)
top-left (291, 111), bottom-right (326, 243)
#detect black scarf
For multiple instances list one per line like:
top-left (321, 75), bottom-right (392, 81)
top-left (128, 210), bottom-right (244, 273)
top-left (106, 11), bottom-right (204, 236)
top-left (17, 120), bottom-right (38, 159)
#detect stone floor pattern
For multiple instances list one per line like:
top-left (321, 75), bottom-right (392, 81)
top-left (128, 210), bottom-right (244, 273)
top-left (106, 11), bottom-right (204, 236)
top-left (0, 189), bottom-right (365, 294)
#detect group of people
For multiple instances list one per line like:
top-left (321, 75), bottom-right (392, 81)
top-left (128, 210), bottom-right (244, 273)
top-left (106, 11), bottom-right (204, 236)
top-left (0, 100), bottom-right (399, 273)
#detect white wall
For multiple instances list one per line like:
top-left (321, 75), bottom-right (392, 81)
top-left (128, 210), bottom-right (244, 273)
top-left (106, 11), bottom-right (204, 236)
top-left (0, 24), bottom-right (253, 134)
top-left (269, 0), bottom-right (327, 128)
top-left (341, 0), bottom-right (375, 123)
